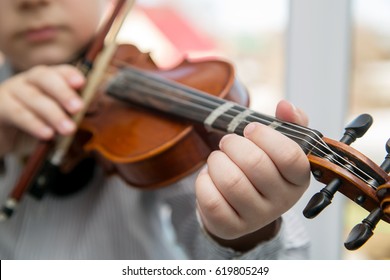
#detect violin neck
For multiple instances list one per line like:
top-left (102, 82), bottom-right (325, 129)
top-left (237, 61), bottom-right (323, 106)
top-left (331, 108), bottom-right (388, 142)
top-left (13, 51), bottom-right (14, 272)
top-left (107, 67), bottom-right (322, 155)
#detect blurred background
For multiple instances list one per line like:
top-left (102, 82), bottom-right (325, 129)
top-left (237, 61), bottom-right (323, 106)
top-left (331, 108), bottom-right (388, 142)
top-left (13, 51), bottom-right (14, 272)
top-left (1, 0), bottom-right (388, 259)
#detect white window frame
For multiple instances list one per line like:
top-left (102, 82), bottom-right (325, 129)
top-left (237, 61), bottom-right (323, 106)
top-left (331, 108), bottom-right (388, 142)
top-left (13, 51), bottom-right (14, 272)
top-left (286, 0), bottom-right (351, 259)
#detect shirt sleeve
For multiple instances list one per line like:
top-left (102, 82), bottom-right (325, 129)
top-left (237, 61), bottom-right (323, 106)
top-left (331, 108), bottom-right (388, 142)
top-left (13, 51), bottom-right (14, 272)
top-left (157, 169), bottom-right (310, 260)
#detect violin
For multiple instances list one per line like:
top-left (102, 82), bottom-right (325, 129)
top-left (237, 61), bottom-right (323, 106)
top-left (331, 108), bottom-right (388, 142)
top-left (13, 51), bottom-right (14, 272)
top-left (102, 44), bottom-right (390, 251)
top-left (1, 0), bottom-right (389, 252)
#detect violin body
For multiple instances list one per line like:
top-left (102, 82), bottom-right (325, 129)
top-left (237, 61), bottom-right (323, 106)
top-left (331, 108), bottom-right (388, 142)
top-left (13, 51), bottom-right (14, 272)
top-left (80, 44), bottom-right (249, 188)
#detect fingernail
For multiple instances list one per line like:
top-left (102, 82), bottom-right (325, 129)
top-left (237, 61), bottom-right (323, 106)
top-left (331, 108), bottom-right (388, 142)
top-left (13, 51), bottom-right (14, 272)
top-left (68, 98), bottom-right (83, 112)
top-left (59, 119), bottom-right (76, 134)
top-left (69, 74), bottom-right (84, 86)
top-left (219, 134), bottom-right (233, 149)
top-left (40, 126), bottom-right (54, 138)
top-left (290, 102), bottom-right (297, 112)
top-left (244, 122), bottom-right (257, 136)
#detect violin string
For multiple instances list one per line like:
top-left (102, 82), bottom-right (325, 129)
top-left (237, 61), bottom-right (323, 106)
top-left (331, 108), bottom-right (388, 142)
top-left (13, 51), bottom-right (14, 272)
top-left (138, 84), bottom-right (376, 185)
top-left (131, 71), bottom-right (376, 179)
top-left (110, 68), bottom-right (377, 186)
top-left (115, 69), bottom-right (330, 152)
top-left (114, 69), bottom-right (335, 157)
top-left (119, 67), bottom-right (324, 140)
top-left (114, 68), bottom-right (374, 181)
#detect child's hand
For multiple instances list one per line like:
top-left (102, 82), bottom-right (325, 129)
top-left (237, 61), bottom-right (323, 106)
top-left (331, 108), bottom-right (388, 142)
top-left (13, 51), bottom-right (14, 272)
top-left (0, 65), bottom-right (85, 142)
top-left (195, 100), bottom-right (310, 249)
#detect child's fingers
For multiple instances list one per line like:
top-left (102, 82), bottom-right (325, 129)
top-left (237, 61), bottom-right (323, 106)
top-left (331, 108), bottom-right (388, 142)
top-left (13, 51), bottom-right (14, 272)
top-left (275, 99), bottom-right (308, 126)
top-left (11, 83), bottom-right (76, 135)
top-left (24, 65), bottom-right (84, 114)
top-left (242, 122), bottom-right (310, 188)
top-left (206, 150), bottom-right (269, 217)
top-left (195, 164), bottom-right (244, 238)
top-left (0, 93), bottom-right (54, 139)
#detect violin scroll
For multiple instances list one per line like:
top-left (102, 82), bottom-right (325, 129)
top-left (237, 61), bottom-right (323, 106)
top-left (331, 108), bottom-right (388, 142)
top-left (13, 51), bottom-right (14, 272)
top-left (303, 114), bottom-right (373, 218)
top-left (303, 116), bottom-right (390, 250)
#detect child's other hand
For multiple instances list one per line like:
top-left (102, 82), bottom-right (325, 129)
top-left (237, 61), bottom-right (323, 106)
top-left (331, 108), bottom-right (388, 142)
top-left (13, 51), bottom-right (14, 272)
top-left (0, 65), bottom-right (85, 140)
top-left (195, 100), bottom-right (310, 248)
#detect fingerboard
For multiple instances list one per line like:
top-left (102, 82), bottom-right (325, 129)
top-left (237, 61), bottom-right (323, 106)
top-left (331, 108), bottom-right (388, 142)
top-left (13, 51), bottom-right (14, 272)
top-left (106, 67), bottom-right (323, 155)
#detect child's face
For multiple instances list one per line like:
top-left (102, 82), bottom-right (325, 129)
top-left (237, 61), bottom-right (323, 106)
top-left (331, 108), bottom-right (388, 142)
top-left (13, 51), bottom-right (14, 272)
top-left (0, 0), bottom-right (109, 71)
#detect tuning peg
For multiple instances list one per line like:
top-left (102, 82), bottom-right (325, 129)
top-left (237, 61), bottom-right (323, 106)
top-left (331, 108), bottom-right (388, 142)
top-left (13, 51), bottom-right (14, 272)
top-left (303, 178), bottom-right (342, 218)
top-left (380, 138), bottom-right (390, 173)
top-left (340, 114), bottom-right (373, 145)
top-left (344, 207), bottom-right (382, 250)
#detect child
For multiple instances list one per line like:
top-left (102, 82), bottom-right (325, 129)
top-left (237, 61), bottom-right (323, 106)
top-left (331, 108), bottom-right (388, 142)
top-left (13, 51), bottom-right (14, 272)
top-left (0, 0), bottom-right (311, 259)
